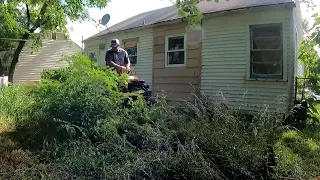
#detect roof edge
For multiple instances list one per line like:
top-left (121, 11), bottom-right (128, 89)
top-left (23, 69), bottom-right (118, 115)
top-left (83, 1), bottom-right (296, 42)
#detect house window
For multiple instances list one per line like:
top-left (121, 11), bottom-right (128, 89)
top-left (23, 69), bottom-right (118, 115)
top-left (89, 52), bottom-right (97, 62)
top-left (124, 39), bottom-right (138, 65)
top-left (125, 47), bottom-right (138, 65)
top-left (165, 35), bottom-right (186, 66)
top-left (250, 23), bottom-right (283, 79)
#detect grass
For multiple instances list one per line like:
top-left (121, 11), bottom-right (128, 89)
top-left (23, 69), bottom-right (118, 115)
top-left (0, 117), bottom-right (15, 134)
top-left (273, 103), bottom-right (320, 180)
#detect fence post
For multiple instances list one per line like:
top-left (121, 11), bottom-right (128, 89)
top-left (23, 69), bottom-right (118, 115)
top-left (301, 78), bottom-right (306, 100)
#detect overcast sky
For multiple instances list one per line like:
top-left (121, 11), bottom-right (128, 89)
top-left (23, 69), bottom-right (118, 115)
top-left (67, 0), bottom-right (320, 47)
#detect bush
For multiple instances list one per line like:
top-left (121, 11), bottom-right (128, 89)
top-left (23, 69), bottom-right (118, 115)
top-left (1, 53), bottom-right (318, 180)
top-left (0, 85), bottom-right (33, 122)
top-left (175, 99), bottom-right (285, 179)
top-left (12, 53), bottom-right (134, 148)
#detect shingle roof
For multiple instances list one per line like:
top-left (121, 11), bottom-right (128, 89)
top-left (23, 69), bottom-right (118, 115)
top-left (85, 0), bottom-right (295, 40)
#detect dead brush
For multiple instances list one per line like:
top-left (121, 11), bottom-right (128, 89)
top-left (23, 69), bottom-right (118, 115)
top-left (171, 91), bottom-right (287, 179)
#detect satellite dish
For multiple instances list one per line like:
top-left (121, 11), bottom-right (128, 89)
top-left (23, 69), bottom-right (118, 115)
top-left (100, 14), bottom-right (110, 26)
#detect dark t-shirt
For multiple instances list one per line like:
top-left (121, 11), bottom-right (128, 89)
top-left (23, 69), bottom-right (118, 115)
top-left (105, 48), bottom-right (129, 66)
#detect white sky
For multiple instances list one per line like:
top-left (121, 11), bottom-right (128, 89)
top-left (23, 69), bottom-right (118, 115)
top-left (67, 0), bottom-right (320, 47)
top-left (67, 0), bottom-right (174, 46)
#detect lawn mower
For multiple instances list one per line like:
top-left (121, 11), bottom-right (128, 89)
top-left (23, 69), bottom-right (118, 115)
top-left (120, 69), bottom-right (156, 107)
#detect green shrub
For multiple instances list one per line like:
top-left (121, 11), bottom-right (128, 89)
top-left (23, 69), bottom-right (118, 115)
top-left (12, 53), bottom-right (134, 148)
top-left (1, 53), bottom-right (318, 179)
top-left (37, 139), bottom-right (225, 180)
top-left (0, 85), bottom-right (33, 121)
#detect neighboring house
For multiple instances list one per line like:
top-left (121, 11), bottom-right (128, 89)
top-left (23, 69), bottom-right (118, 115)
top-left (83, 0), bottom-right (303, 113)
top-left (1, 32), bottom-right (82, 83)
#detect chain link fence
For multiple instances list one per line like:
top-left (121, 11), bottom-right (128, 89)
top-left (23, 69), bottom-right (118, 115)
top-left (294, 76), bottom-right (320, 103)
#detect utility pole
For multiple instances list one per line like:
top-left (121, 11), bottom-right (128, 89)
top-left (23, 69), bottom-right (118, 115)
top-left (81, 36), bottom-right (84, 54)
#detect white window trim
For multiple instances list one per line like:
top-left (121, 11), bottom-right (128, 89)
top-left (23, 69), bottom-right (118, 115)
top-left (165, 34), bottom-right (187, 67)
top-left (245, 21), bottom-right (288, 82)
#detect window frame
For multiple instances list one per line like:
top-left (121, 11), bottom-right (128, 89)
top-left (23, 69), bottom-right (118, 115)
top-left (165, 34), bottom-right (187, 67)
top-left (246, 22), bottom-right (287, 81)
top-left (123, 39), bottom-right (139, 65)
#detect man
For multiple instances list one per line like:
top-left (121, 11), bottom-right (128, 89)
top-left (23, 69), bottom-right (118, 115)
top-left (105, 39), bottom-right (131, 74)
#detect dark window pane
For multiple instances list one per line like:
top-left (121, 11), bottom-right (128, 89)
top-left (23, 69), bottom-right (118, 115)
top-left (252, 25), bottom-right (281, 38)
top-left (130, 56), bottom-right (137, 64)
top-left (168, 51), bottom-right (184, 65)
top-left (168, 36), bottom-right (184, 50)
top-left (251, 51), bottom-right (282, 63)
top-left (252, 63), bottom-right (282, 75)
top-left (125, 47), bottom-right (137, 56)
top-left (89, 53), bottom-right (97, 62)
top-left (252, 37), bottom-right (281, 50)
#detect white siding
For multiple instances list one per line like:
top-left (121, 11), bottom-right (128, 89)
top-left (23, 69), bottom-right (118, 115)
top-left (84, 29), bottom-right (153, 89)
top-left (14, 40), bottom-right (82, 83)
top-left (201, 5), bottom-right (294, 112)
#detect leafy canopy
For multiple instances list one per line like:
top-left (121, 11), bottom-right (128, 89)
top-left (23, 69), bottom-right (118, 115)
top-left (0, 0), bottom-right (111, 52)
top-left (174, 0), bottom-right (229, 27)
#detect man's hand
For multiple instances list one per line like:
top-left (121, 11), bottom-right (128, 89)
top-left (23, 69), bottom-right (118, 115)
top-left (120, 66), bottom-right (129, 73)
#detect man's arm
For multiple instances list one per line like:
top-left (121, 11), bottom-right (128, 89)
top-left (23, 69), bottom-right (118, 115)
top-left (105, 51), bottom-right (122, 69)
top-left (124, 50), bottom-right (131, 70)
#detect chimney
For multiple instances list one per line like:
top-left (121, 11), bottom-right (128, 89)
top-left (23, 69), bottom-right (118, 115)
top-left (51, 32), bottom-right (67, 40)
top-left (51, 32), bottom-right (57, 40)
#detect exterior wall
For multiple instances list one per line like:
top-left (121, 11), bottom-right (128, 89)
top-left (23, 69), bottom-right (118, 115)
top-left (13, 40), bottom-right (82, 83)
top-left (84, 28), bottom-right (153, 89)
top-left (291, 0), bottom-right (304, 105)
top-left (293, 0), bottom-right (304, 77)
top-left (152, 23), bottom-right (202, 102)
top-left (201, 5), bottom-right (294, 112)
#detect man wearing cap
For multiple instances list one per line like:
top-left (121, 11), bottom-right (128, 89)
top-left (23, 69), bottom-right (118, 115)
top-left (105, 39), bottom-right (131, 74)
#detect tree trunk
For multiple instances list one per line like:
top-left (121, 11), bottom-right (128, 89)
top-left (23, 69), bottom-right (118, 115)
top-left (8, 33), bottom-right (29, 82)
top-left (0, 57), bottom-right (3, 76)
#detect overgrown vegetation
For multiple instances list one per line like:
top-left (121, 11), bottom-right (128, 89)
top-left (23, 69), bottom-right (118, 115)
top-left (0, 54), bottom-right (319, 180)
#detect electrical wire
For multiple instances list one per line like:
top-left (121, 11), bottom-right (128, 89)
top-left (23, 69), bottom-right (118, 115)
top-left (0, 38), bottom-right (28, 41)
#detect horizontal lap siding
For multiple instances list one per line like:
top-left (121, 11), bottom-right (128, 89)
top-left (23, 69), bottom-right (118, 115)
top-left (85, 29), bottom-right (153, 89)
top-left (14, 40), bottom-right (82, 83)
top-left (201, 6), bottom-right (293, 112)
top-left (153, 23), bottom-right (202, 102)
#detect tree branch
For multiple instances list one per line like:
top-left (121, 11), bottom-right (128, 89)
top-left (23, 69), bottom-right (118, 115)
top-left (8, 1), bottom-right (50, 82)
top-left (29, 0), bottom-right (50, 32)
top-left (26, 3), bottom-right (30, 28)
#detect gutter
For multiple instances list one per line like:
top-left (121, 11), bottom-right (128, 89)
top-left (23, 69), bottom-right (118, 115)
top-left (83, 1), bottom-right (296, 42)
top-left (201, 2), bottom-right (296, 19)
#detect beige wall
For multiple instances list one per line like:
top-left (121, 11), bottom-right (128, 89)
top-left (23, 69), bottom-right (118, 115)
top-left (152, 22), bottom-right (202, 102)
top-left (13, 39), bottom-right (82, 83)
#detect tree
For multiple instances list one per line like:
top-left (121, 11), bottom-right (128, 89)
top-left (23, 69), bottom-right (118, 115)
top-left (174, 0), bottom-right (227, 27)
top-left (0, 0), bottom-right (111, 82)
